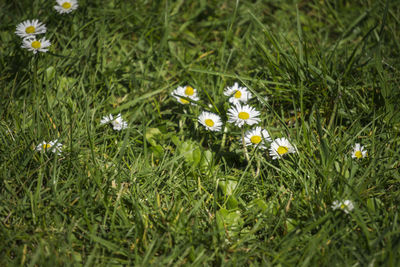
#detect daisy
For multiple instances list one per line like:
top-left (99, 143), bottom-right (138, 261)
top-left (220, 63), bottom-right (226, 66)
top-left (15, 19), bottom-right (47, 38)
top-left (227, 104), bottom-right (260, 127)
top-left (244, 127), bottom-right (272, 149)
top-left (269, 137), bottom-right (296, 159)
top-left (111, 113), bottom-right (128, 131)
top-left (223, 82), bottom-right (252, 105)
top-left (331, 200), bottom-right (354, 214)
top-left (198, 111), bottom-right (222, 132)
top-left (100, 114), bottom-right (114, 125)
top-left (21, 37), bottom-right (51, 54)
top-left (351, 143), bottom-right (367, 159)
top-left (54, 0), bottom-right (79, 14)
top-left (171, 85), bottom-right (199, 105)
top-left (35, 140), bottom-right (62, 155)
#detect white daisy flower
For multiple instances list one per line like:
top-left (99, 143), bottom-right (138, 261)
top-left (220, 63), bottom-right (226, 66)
top-left (331, 200), bottom-right (354, 214)
top-left (269, 137), bottom-right (296, 159)
top-left (171, 85), bottom-right (199, 105)
top-left (111, 113), bottom-right (128, 131)
top-left (100, 114), bottom-right (114, 125)
top-left (15, 19), bottom-right (47, 38)
top-left (244, 127), bottom-right (272, 149)
top-left (198, 111), bottom-right (222, 132)
top-left (35, 140), bottom-right (62, 155)
top-left (351, 143), bottom-right (367, 159)
top-left (54, 0), bottom-right (79, 14)
top-left (227, 104), bottom-right (260, 127)
top-left (223, 82), bottom-right (252, 105)
top-left (21, 37), bottom-right (51, 54)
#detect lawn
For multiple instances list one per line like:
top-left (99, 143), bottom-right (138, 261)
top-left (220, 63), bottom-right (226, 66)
top-left (1, 0), bottom-right (400, 265)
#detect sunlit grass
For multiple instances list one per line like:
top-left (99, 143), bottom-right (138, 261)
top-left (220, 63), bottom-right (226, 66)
top-left (1, 0), bottom-right (399, 265)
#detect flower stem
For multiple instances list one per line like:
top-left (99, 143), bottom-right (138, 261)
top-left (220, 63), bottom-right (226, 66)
top-left (219, 125), bottom-right (228, 152)
top-left (255, 152), bottom-right (261, 177)
top-left (241, 129), bottom-right (256, 177)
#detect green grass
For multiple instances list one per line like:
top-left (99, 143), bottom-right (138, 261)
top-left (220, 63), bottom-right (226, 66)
top-left (1, 0), bottom-right (400, 265)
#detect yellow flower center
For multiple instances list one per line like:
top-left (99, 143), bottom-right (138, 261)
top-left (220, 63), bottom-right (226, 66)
top-left (250, 135), bottom-right (262, 144)
top-left (184, 86), bottom-right (194, 96)
top-left (42, 143), bottom-right (52, 150)
top-left (340, 204), bottom-right (346, 209)
top-left (277, 146), bottom-right (289, 155)
top-left (62, 2), bottom-right (72, 9)
top-left (355, 151), bottom-right (363, 159)
top-left (180, 98), bottom-right (189, 104)
top-left (25, 26), bottom-right (35, 34)
top-left (238, 112), bottom-right (249, 120)
top-left (205, 119), bottom-right (214, 127)
top-left (234, 90), bottom-right (242, 98)
top-left (31, 41), bottom-right (41, 49)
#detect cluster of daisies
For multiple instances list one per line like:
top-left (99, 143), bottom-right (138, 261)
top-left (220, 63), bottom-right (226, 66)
top-left (20, 0), bottom-right (366, 215)
top-left (171, 83), bottom-right (369, 162)
top-left (15, 0), bottom-right (78, 54)
top-left (172, 82), bottom-right (297, 160)
top-left (171, 82), bottom-right (368, 215)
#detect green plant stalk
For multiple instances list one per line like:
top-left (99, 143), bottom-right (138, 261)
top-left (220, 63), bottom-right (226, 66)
top-left (241, 129), bottom-right (256, 177)
top-left (219, 124), bottom-right (228, 152)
